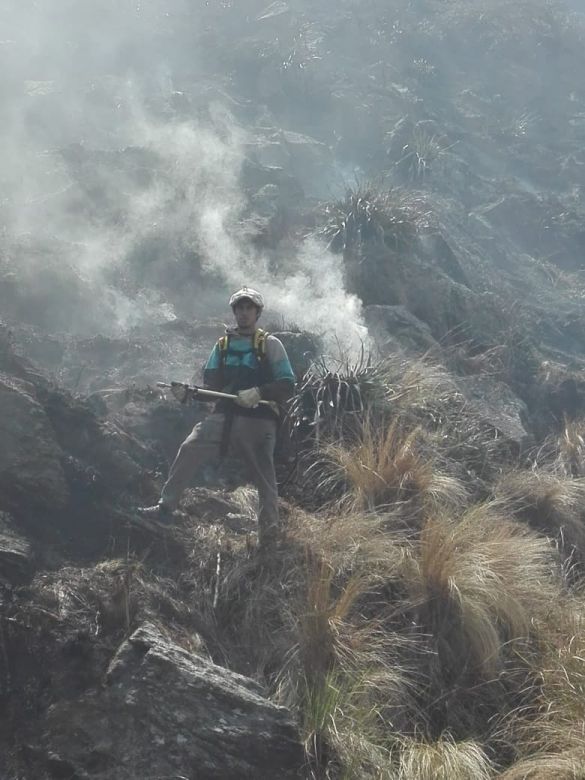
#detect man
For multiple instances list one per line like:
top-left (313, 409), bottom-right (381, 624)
top-left (139, 287), bottom-right (295, 556)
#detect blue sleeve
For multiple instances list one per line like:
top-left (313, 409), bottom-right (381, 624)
top-left (272, 357), bottom-right (295, 383)
top-left (203, 344), bottom-right (223, 390)
top-left (204, 344), bottom-right (221, 371)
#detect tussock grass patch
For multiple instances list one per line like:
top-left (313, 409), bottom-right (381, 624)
top-left (498, 751), bottom-right (585, 779)
top-left (399, 505), bottom-right (560, 678)
top-left (500, 600), bottom-right (585, 765)
top-left (319, 415), bottom-right (467, 517)
top-left (278, 551), bottom-right (411, 779)
top-left (495, 471), bottom-right (585, 571)
top-left (396, 736), bottom-right (494, 780)
top-left (555, 418), bottom-right (585, 478)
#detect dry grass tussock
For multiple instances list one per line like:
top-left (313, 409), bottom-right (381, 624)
top-left (497, 751), bottom-right (585, 779)
top-left (495, 470), bottom-right (585, 570)
top-left (396, 736), bottom-right (494, 780)
top-left (286, 507), bottom-right (407, 578)
top-left (377, 352), bottom-right (510, 486)
top-left (554, 418), bottom-right (585, 477)
top-left (500, 600), bottom-right (585, 766)
top-left (378, 352), bottom-right (457, 413)
top-left (279, 557), bottom-right (410, 778)
top-left (398, 504), bottom-right (560, 678)
top-left (319, 414), bottom-right (468, 517)
top-left (270, 510), bottom-right (418, 777)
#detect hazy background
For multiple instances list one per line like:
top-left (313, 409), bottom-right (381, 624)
top-left (0, 1), bottom-right (367, 352)
top-left (2, 0), bottom-right (585, 373)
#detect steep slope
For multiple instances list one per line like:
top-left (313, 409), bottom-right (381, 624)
top-left (3, 1), bottom-right (585, 778)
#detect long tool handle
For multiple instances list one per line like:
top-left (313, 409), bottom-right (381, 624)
top-left (156, 382), bottom-right (273, 407)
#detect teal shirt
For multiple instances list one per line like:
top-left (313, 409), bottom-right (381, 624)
top-left (204, 332), bottom-right (295, 392)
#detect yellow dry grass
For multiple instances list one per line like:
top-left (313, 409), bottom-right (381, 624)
top-left (396, 736), bottom-right (494, 780)
top-left (556, 417), bottom-right (585, 477)
top-left (495, 471), bottom-right (585, 570)
top-left (399, 504), bottom-right (560, 676)
top-left (498, 751), bottom-right (585, 779)
top-left (321, 415), bottom-right (467, 516)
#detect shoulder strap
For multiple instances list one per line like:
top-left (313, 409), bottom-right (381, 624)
top-left (253, 329), bottom-right (269, 360)
top-left (218, 330), bottom-right (268, 364)
top-left (218, 334), bottom-right (230, 365)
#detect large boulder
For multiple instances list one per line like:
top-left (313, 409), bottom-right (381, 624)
top-left (43, 622), bottom-right (303, 780)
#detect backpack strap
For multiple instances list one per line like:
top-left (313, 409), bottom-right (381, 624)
top-left (253, 328), bottom-right (269, 360)
top-left (217, 329), bottom-right (269, 367)
top-left (218, 334), bottom-right (230, 364)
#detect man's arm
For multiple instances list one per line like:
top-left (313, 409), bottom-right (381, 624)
top-left (260, 336), bottom-right (295, 403)
top-left (202, 343), bottom-right (224, 391)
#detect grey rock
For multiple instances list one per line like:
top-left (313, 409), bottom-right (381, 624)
top-left (0, 373), bottom-right (69, 511)
top-left (246, 129), bottom-right (332, 197)
top-left (455, 375), bottom-right (531, 450)
top-left (44, 622), bottom-right (303, 779)
top-left (364, 305), bottom-right (440, 354)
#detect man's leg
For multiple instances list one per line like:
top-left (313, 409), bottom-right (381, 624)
top-left (232, 416), bottom-right (280, 552)
top-left (155, 414), bottom-right (224, 510)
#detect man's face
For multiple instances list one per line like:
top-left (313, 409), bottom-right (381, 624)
top-left (233, 299), bottom-right (259, 330)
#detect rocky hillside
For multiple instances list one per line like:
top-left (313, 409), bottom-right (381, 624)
top-left (2, 1), bottom-right (585, 778)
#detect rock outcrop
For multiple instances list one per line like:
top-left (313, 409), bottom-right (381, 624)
top-left (43, 623), bottom-right (303, 780)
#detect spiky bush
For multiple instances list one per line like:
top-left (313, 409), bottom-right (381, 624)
top-left (318, 185), bottom-right (431, 254)
top-left (396, 125), bottom-right (457, 183)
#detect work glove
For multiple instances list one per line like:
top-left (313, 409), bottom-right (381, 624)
top-left (235, 386), bottom-right (262, 408)
top-left (170, 382), bottom-right (191, 404)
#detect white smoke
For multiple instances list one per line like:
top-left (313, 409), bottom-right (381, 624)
top-left (0, 2), bottom-right (368, 356)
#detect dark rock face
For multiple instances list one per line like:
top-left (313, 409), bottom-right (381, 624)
top-left (43, 623), bottom-right (303, 780)
top-left (0, 374), bottom-right (69, 513)
top-left (455, 375), bottom-right (531, 451)
top-left (364, 305), bottom-right (440, 354)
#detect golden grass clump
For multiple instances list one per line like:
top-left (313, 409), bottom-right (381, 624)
top-left (501, 601), bottom-right (585, 766)
top-left (495, 471), bottom-right (585, 570)
top-left (497, 751), bottom-right (585, 779)
top-left (274, 510), bottom-right (419, 777)
top-left (320, 415), bottom-right (468, 517)
top-left (399, 505), bottom-right (560, 677)
top-left (396, 736), bottom-right (494, 780)
top-left (281, 558), bottom-right (404, 777)
top-left (556, 418), bottom-right (585, 477)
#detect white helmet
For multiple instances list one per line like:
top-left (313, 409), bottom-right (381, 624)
top-left (229, 286), bottom-right (265, 311)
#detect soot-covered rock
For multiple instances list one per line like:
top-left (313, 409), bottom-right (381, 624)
top-left (0, 373), bottom-right (69, 513)
top-left (455, 375), bottom-right (531, 451)
top-left (43, 622), bottom-right (303, 780)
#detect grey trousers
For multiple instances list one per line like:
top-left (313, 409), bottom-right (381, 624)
top-left (160, 413), bottom-right (280, 548)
